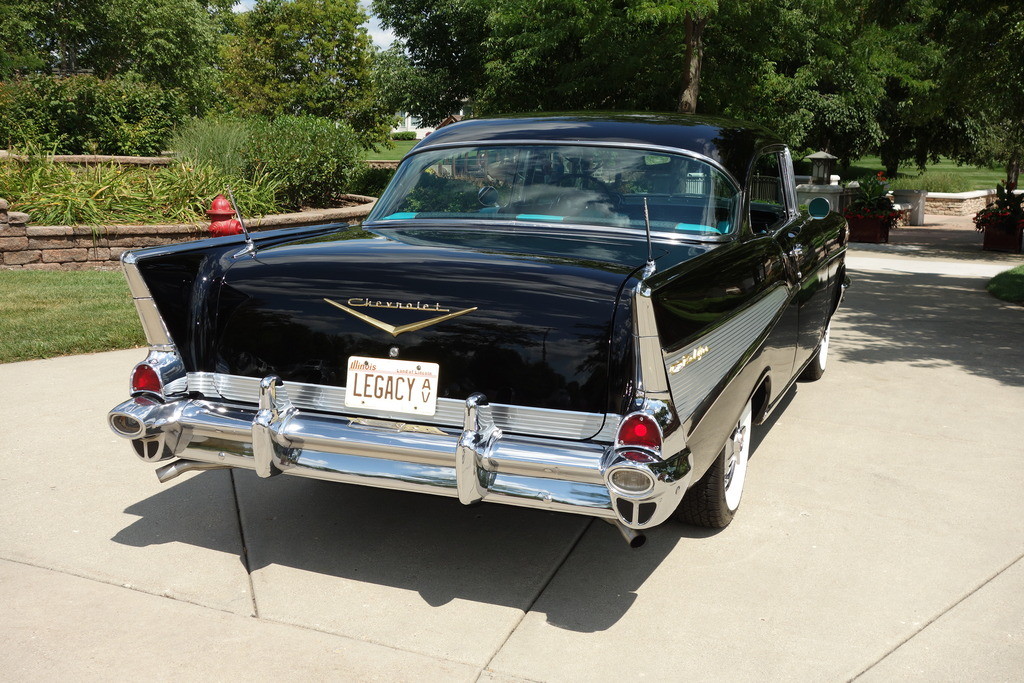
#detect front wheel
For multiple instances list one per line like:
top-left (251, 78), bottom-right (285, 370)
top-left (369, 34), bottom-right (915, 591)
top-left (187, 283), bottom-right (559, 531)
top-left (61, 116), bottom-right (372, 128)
top-left (673, 399), bottom-right (752, 528)
top-left (799, 322), bottom-right (831, 382)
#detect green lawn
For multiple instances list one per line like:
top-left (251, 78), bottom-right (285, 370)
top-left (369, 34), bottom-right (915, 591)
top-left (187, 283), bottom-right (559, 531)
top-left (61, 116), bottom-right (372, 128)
top-left (0, 270), bottom-right (144, 363)
top-left (364, 139), bottom-right (418, 161)
top-left (838, 156), bottom-right (1005, 191)
top-left (987, 265), bottom-right (1024, 305)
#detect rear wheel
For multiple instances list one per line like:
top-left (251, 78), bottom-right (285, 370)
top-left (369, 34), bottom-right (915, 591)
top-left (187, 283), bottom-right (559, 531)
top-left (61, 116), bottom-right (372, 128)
top-left (799, 321), bottom-right (831, 382)
top-left (674, 399), bottom-right (752, 528)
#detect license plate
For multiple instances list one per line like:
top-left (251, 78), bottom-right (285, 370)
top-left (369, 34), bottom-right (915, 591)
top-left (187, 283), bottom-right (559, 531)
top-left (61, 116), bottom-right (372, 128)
top-left (344, 356), bottom-right (439, 416)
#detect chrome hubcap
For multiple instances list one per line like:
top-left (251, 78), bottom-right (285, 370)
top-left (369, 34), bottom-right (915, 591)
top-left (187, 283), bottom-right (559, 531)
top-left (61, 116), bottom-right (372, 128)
top-left (724, 424), bottom-right (746, 491)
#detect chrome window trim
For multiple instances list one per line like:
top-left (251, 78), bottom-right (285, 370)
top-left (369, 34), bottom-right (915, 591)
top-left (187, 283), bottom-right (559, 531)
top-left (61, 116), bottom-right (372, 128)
top-left (403, 139), bottom-right (741, 191)
top-left (186, 372), bottom-right (619, 443)
top-left (369, 140), bottom-right (742, 240)
top-left (746, 144), bottom-right (798, 236)
top-left (780, 146), bottom-right (800, 222)
top-left (362, 218), bottom-right (731, 245)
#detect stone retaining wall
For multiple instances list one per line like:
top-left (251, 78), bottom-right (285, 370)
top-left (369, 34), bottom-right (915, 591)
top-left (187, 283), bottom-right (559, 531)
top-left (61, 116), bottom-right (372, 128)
top-left (924, 190), bottom-right (996, 216)
top-left (0, 195), bottom-right (375, 271)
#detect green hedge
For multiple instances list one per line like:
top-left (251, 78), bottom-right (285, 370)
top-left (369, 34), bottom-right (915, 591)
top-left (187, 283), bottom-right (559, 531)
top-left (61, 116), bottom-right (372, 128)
top-left (0, 74), bottom-right (186, 155)
top-left (170, 115), bottom-right (364, 210)
top-left (349, 165), bottom-right (396, 196)
top-left (391, 131), bottom-right (417, 140)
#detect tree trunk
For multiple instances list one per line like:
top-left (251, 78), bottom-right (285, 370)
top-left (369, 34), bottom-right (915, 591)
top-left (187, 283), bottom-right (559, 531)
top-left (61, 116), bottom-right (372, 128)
top-left (677, 14), bottom-right (709, 114)
top-left (1006, 158), bottom-right (1021, 189)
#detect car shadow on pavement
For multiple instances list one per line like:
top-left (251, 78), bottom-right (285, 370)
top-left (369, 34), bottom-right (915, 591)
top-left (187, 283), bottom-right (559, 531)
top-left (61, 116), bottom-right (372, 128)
top-left (835, 269), bottom-right (1024, 386)
top-left (110, 413), bottom-right (788, 633)
top-left (113, 470), bottom-right (677, 631)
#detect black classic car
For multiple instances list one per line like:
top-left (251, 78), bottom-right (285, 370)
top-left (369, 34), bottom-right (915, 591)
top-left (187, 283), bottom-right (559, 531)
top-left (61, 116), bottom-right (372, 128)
top-left (107, 113), bottom-right (847, 547)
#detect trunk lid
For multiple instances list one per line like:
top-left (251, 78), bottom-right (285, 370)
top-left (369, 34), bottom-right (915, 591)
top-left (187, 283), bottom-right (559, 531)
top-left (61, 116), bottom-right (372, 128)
top-left (211, 225), bottom-right (647, 416)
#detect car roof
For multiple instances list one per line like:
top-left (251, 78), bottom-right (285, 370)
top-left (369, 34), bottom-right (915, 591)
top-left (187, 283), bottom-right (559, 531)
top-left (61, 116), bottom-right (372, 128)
top-left (412, 112), bottom-right (783, 183)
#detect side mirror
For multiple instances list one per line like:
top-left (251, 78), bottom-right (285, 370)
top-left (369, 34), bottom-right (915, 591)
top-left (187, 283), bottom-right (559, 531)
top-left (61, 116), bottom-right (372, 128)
top-left (808, 196), bottom-right (831, 219)
top-left (478, 185), bottom-right (500, 208)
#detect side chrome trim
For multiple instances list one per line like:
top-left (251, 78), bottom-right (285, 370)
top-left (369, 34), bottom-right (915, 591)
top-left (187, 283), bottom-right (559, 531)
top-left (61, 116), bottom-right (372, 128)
top-left (185, 372), bottom-right (619, 442)
top-left (665, 286), bottom-right (789, 421)
top-left (121, 251), bottom-right (174, 350)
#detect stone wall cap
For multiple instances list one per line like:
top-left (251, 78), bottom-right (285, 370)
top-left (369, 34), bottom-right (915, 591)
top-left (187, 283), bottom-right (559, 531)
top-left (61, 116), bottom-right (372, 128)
top-left (927, 189), bottom-right (996, 199)
top-left (247, 200), bottom-right (376, 229)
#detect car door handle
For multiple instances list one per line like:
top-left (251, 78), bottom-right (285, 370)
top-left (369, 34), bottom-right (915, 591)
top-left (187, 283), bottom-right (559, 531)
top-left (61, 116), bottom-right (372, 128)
top-left (787, 245), bottom-right (803, 280)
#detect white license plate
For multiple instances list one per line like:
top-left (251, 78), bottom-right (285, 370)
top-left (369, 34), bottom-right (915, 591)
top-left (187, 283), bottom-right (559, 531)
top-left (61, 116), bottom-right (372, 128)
top-left (344, 356), bottom-right (439, 416)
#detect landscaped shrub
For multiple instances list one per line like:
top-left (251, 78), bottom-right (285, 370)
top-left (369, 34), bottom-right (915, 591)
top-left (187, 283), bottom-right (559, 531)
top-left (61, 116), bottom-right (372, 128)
top-left (348, 165), bottom-right (396, 196)
top-left (887, 172), bottom-right (973, 193)
top-left (0, 74), bottom-right (186, 155)
top-left (170, 114), bottom-right (366, 208)
top-left (244, 115), bottom-right (363, 209)
top-left (391, 131), bottom-right (417, 140)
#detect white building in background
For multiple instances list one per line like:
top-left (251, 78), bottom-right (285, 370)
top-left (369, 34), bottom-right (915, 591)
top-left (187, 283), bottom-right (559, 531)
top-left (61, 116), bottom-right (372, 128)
top-left (392, 112), bottom-right (466, 139)
top-left (392, 113), bottom-right (434, 139)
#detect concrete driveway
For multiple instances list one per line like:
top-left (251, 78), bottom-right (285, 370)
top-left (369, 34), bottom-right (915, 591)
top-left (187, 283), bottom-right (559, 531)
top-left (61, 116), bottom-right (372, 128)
top-left (2, 230), bottom-right (1022, 680)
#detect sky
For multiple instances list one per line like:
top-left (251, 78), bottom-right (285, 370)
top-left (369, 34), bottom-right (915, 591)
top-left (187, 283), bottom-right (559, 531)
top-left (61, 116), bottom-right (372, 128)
top-left (231, 1), bottom-right (397, 48)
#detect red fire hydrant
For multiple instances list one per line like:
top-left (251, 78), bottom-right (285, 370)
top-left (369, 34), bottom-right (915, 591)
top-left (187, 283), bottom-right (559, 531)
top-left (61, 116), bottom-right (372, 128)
top-left (207, 194), bottom-right (243, 237)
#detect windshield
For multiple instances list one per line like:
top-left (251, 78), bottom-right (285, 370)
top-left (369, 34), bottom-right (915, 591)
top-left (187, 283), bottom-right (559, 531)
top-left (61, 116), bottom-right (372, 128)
top-left (368, 144), bottom-right (739, 236)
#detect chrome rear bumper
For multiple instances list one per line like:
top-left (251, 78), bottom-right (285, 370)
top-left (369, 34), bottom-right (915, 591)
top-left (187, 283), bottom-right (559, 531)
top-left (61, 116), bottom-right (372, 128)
top-left (108, 378), bottom-right (691, 531)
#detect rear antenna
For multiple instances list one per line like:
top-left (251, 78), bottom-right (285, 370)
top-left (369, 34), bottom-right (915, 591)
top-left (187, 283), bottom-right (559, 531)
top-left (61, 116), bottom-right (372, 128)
top-left (226, 186), bottom-right (255, 257)
top-left (642, 196), bottom-right (656, 278)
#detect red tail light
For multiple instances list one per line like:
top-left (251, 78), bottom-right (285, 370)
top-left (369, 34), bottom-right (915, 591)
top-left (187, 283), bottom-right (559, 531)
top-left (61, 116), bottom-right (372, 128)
top-left (131, 364), bottom-right (162, 395)
top-left (616, 413), bottom-right (661, 451)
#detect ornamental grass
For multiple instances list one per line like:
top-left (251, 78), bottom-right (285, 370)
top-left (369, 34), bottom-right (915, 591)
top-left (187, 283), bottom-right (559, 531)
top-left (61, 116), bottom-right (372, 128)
top-left (0, 148), bottom-right (282, 226)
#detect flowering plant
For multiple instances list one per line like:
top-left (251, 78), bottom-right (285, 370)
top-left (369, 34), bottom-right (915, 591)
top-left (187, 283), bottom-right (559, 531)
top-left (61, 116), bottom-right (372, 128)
top-left (973, 181), bottom-right (1023, 233)
top-left (843, 172), bottom-right (900, 229)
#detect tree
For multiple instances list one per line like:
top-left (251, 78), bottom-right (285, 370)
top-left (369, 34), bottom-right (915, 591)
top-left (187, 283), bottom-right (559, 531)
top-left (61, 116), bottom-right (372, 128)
top-left (373, 0), bottom-right (490, 126)
top-left (0, 0), bottom-right (219, 111)
top-left (222, 0), bottom-right (392, 145)
top-left (934, 0), bottom-right (1024, 186)
top-left (374, 0), bottom-right (719, 122)
top-left (88, 0), bottom-right (219, 110)
top-left (700, 0), bottom-right (930, 164)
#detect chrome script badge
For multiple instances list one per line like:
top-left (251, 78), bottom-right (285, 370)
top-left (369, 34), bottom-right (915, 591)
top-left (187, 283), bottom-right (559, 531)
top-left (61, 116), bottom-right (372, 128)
top-left (324, 297), bottom-right (478, 337)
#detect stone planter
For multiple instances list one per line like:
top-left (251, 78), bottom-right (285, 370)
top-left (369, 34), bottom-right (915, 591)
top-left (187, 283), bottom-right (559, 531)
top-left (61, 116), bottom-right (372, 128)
top-left (891, 189), bottom-right (927, 226)
top-left (847, 216), bottom-right (890, 243)
top-left (981, 222), bottom-right (1024, 253)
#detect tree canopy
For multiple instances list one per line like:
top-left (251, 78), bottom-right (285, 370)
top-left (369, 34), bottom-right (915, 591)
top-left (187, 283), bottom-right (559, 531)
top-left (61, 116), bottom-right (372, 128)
top-left (222, 0), bottom-right (392, 145)
top-left (375, 0), bottom-right (1019, 180)
top-left (933, 0), bottom-right (1024, 185)
top-left (0, 0), bottom-right (219, 110)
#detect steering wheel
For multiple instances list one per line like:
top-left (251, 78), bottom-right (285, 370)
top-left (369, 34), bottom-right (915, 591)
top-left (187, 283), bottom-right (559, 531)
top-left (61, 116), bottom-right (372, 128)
top-left (554, 174), bottom-right (621, 210)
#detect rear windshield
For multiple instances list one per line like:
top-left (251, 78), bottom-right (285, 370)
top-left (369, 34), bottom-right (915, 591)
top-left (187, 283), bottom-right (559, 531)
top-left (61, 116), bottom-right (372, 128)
top-left (367, 144), bottom-right (739, 237)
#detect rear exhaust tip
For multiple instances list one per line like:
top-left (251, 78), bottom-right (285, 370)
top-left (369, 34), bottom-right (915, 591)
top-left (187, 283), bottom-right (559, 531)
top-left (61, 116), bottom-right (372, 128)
top-left (607, 519), bottom-right (647, 549)
top-left (109, 413), bottom-right (145, 439)
top-left (156, 460), bottom-right (232, 484)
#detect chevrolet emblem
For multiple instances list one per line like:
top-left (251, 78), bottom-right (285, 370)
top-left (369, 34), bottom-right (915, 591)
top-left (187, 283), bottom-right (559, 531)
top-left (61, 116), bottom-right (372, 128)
top-left (324, 298), bottom-right (478, 337)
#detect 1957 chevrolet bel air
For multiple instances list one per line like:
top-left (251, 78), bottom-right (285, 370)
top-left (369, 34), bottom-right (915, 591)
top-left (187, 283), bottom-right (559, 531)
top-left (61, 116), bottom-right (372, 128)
top-left (107, 113), bottom-right (847, 547)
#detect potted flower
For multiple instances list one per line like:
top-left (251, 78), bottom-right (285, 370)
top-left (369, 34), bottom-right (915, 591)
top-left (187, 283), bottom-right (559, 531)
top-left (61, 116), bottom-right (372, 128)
top-left (843, 172), bottom-right (901, 243)
top-left (974, 181), bottom-right (1023, 253)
